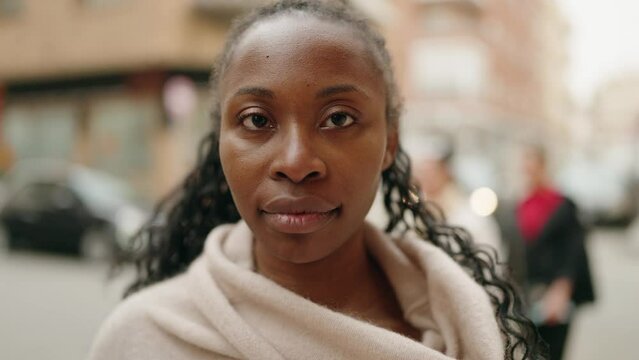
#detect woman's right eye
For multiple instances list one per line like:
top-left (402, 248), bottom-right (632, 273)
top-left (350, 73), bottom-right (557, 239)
top-left (240, 113), bottom-right (273, 130)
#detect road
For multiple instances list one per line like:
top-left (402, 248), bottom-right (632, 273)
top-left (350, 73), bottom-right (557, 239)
top-left (0, 251), bottom-right (132, 360)
top-left (564, 228), bottom-right (639, 360)
top-left (0, 229), bottom-right (638, 360)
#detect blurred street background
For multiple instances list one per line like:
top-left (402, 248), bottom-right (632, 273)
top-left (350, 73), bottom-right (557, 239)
top-left (0, 0), bottom-right (638, 359)
top-left (2, 229), bottom-right (638, 359)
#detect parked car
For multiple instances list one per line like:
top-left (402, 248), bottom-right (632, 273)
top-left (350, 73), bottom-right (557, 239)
top-left (0, 160), bottom-right (149, 260)
top-left (557, 158), bottom-right (638, 228)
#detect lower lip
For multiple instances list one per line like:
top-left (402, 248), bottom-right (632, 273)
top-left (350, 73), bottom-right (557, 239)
top-left (262, 209), bottom-right (338, 234)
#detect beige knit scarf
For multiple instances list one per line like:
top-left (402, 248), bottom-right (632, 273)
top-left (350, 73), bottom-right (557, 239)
top-left (89, 221), bottom-right (504, 360)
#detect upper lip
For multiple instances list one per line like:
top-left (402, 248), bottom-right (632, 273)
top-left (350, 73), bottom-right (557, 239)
top-left (261, 195), bottom-right (339, 214)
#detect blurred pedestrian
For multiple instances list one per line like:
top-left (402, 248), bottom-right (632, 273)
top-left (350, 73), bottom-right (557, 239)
top-left (89, 1), bottom-right (542, 359)
top-left (516, 145), bottom-right (595, 360)
top-left (413, 140), bottom-right (505, 262)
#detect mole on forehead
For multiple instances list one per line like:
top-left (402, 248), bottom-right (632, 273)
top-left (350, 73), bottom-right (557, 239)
top-left (235, 39), bottom-right (364, 67)
top-left (219, 14), bottom-right (383, 93)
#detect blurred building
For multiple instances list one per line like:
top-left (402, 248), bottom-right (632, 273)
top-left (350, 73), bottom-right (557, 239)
top-left (592, 73), bottom-right (639, 146)
top-left (591, 72), bottom-right (639, 178)
top-left (0, 0), bottom-right (569, 201)
top-left (387, 0), bottom-right (571, 196)
top-left (0, 0), bottom-right (254, 198)
top-left (0, 0), bottom-right (395, 200)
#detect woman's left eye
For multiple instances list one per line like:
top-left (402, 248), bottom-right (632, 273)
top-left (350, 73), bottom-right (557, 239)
top-left (320, 112), bottom-right (356, 129)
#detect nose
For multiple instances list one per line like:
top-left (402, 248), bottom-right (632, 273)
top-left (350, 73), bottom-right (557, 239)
top-left (269, 127), bottom-right (327, 184)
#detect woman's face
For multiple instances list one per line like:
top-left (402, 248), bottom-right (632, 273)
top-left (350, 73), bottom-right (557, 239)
top-left (218, 15), bottom-right (396, 264)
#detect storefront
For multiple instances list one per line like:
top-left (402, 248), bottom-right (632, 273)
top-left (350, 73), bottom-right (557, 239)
top-left (1, 71), bottom-right (212, 201)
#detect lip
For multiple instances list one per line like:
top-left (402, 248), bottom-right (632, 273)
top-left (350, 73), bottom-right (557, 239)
top-left (261, 196), bottom-right (340, 234)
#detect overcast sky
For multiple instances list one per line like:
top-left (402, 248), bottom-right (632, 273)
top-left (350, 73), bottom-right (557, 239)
top-left (557, 0), bottom-right (639, 106)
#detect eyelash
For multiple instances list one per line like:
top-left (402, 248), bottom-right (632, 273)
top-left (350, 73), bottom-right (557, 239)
top-left (238, 112), bottom-right (274, 131)
top-left (319, 111), bottom-right (357, 129)
top-left (236, 109), bottom-right (359, 131)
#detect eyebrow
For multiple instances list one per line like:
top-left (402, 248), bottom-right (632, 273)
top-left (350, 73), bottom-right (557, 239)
top-left (232, 84), bottom-right (368, 99)
top-left (316, 84), bottom-right (369, 99)
top-left (234, 86), bottom-right (275, 99)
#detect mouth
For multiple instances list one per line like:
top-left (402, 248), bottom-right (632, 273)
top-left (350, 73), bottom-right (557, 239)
top-left (260, 196), bottom-right (340, 234)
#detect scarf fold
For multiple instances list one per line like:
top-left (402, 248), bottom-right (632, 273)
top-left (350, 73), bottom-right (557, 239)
top-left (89, 221), bottom-right (504, 360)
top-left (186, 221), bottom-right (503, 359)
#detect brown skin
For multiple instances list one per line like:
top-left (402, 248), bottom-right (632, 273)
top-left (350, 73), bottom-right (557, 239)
top-left (218, 15), bottom-right (420, 339)
top-left (522, 148), bottom-right (573, 325)
top-left (522, 149), bottom-right (549, 191)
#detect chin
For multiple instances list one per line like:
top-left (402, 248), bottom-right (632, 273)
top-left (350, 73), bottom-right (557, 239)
top-left (266, 231), bottom-right (347, 264)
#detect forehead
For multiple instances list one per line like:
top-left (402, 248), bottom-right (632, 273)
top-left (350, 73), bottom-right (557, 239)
top-left (219, 14), bottom-right (384, 96)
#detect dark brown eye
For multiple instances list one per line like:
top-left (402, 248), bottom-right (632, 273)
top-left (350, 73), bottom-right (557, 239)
top-left (242, 114), bottom-right (271, 130)
top-left (321, 112), bottom-right (355, 129)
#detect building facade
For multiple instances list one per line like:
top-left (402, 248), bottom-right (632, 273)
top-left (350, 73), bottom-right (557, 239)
top-left (0, 0), bottom-right (255, 199)
top-left (387, 0), bottom-right (570, 196)
top-left (591, 72), bottom-right (639, 178)
top-left (0, 0), bottom-right (567, 201)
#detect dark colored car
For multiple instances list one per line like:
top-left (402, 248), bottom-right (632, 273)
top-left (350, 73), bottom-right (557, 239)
top-left (557, 159), bottom-right (638, 228)
top-left (0, 160), bottom-right (148, 260)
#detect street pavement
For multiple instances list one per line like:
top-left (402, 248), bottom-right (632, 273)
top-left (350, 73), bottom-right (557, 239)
top-left (564, 228), bottom-right (639, 360)
top-left (0, 251), bottom-right (132, 360)
top-left (0, 229), bottom-right (637, 360)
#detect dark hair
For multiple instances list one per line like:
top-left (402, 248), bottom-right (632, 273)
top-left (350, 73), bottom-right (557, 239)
top-left (126, 1), bottom-right (544, 358)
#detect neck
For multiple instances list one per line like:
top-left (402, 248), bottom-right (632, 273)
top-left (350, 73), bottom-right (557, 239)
top-left (529, 177), bottom-right (550, 194)
top-left (254, 226), bottom-right (381, 312)
top-left (252, 225), bottom-right (422, 340)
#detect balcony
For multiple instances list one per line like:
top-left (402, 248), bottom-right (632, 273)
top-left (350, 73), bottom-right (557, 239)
top-left (194, 0), bottom-right (396, 24)
top-left (412, 0), bottom-right (483, 11)
top-left (192, 0), bottom-right (266, 15)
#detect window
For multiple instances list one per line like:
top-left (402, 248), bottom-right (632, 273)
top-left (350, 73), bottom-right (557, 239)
top-left (10, 183), bottom-right (79, 212)
top-left (3, 104), bottom-right (77, 160)
top-left (88, 97), bottom-right (155, 175)
top-left (82, 0), bottom-right (124, 8)
top-left (0, 0), bottom-right (22, 16)
top-left (420, 7), bottom-right (472, 33)
top-left (410, 40), bottom-right (487, 96)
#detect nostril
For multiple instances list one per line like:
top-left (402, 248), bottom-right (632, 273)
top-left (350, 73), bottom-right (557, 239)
top-left (306, 171), bottom-right (320, 179)
top-left (274, 170), bottom-right (322, 183)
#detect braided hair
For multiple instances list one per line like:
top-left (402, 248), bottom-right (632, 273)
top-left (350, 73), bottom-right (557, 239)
top-left (126, 1), bottom-right (545, 358)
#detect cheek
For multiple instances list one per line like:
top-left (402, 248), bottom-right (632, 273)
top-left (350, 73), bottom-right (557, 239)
top-left (219, 136), bottom-right (239, 187)
top-left (219, 134), bottom-right (262, 214)
top-left (337, 132), bottom-right (387, 205)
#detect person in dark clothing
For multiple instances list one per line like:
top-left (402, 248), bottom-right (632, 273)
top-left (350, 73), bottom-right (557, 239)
top-left (516, 146), bottom-right (595, 360)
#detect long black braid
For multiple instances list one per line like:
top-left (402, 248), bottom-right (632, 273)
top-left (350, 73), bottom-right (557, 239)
top-left (125, 1), bottom-right (545, 358)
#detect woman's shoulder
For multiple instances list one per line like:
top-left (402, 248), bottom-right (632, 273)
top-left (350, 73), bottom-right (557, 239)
top-left (89, 257), bottom-right (242, 359)
top-left (88, 273), bottom-right (194, 359)
top-left (104, 272), bottom-right (194, 324)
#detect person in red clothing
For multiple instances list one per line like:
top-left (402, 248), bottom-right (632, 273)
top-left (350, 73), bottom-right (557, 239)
top-left (517, 145), bottom-right (595, 360)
